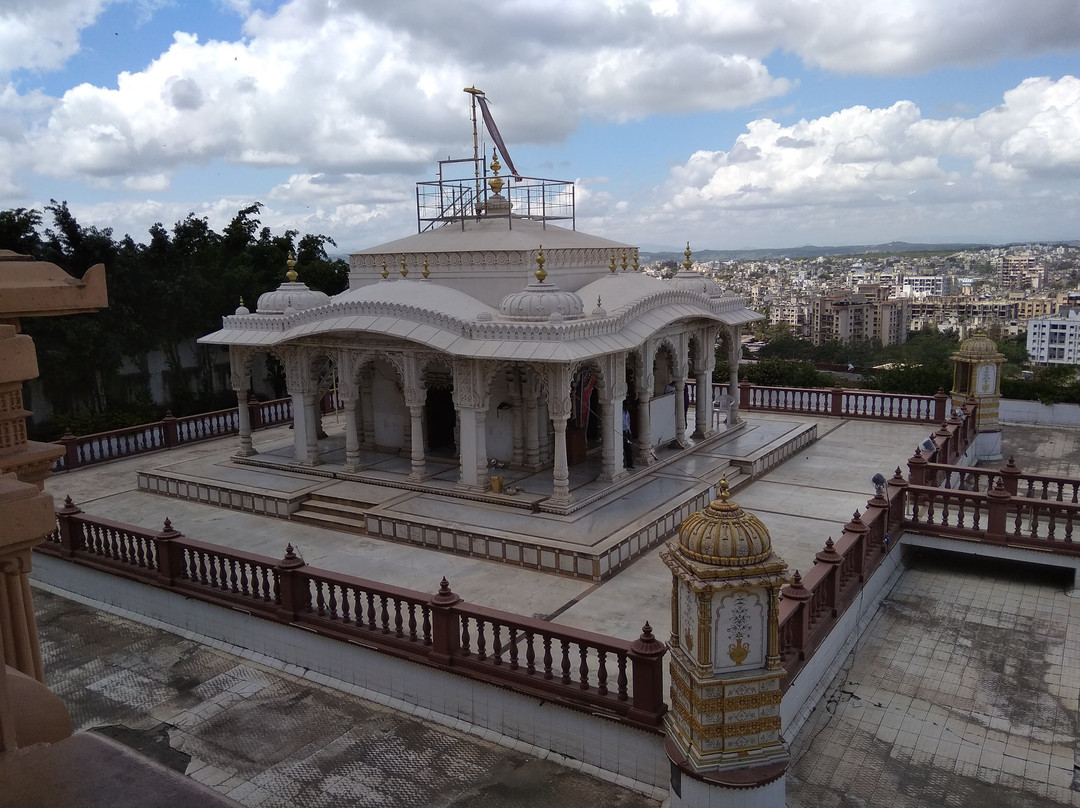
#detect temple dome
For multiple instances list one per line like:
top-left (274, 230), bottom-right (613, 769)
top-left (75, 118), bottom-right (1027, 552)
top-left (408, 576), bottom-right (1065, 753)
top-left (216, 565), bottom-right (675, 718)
top-left (677, 479), bottom-right (773, 566)
top-left (256, 259), bottom-right (330, 315)
top-left (670, 270), bottom-right (723, 297)
top-left (499, 279), bottom-right (584, 321)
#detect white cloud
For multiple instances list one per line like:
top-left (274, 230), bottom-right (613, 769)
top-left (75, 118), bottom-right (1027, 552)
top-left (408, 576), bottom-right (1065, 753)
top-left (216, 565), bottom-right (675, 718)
top-left (0, 0), bottom-right (113, 75)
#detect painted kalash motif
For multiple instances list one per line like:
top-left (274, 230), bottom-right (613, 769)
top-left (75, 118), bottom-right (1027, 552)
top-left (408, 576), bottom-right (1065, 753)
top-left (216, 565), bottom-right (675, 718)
top-left (661, 477), bottom-right (791, 790)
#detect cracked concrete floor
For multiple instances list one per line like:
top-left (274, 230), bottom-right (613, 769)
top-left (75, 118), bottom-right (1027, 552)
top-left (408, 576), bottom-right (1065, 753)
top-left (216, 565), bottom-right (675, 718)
top-left (35, 589), bottom-right (659, 808)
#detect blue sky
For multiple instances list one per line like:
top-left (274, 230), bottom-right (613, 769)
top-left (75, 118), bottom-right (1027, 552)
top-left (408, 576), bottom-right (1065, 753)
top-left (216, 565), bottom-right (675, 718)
top-left (2, 0), bottom-right (1079, 254)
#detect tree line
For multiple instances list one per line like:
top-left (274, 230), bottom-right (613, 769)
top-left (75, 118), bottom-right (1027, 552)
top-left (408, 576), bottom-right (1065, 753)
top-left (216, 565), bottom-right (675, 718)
top-left (1, 202), bottom-right (348, 437)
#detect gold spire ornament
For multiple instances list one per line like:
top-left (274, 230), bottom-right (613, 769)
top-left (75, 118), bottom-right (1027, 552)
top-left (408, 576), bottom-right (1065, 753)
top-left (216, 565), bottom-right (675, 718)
top-left (488, 150), bottom-right (504, 195)
top-left (609, 254), bottom-right (617, 273)
top-left (286, 252), bottom-right (298, 282)
top-left (684, 242), bottom-right (693, 271)
top-left (422, 255), bottom-right (430, 279)
top-left (535, 245), bottom-right (547, 283)
top-left (621, 252), bottom-right (628, 271)
top-left (633, 248), bottom-right (640, 271)
top-left (381, 259), bottom-right (389, 280)
top-left (400, 254), bottom-right (408, 278)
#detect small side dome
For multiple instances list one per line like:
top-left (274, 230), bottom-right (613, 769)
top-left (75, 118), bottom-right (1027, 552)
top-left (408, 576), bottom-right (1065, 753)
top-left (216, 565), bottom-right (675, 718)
top-left (234, 298), bottom-right (250, 316)
top-left (256, 255), bottom-right (330, 315)
top-left (677, 479), bottom-right (773, 566)
top-left (954, 332), bottom-right (1000, 359)
top-left (499, 246), bottom-right (584, 321)
top-left (669, 240), bottom-right (722, 296)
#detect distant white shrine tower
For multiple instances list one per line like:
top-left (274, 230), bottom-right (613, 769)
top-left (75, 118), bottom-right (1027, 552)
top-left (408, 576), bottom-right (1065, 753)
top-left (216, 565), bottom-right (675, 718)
top-left (660, 479), bottom-right (790, 808)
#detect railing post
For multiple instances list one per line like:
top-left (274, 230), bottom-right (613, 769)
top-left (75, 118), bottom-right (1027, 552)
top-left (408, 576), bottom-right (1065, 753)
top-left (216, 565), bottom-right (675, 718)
top-left (162, 411), bottom-right (179, 448)
top-left (815, 538), bottom-right (843, 613)
top-left (830, 385), bottom-right (844, 418)
top-left (275, 544), bottom-right (308, 621)
top-left (986, 479), bottom-right (1011, 543)
top-left (780, 572), bottom-right (812, 658)
top-left (59, 429), bottom-right (80, 471)
top-left (248, 394), bottom-right (263, 431)
top-left (626, 622), bottom-right (667, 726)
top-left (908, 448), bottom-right (929, 487)
top-left (739, 380), bottom-right (751, 411)
top-left (933, 388), bottom-right (948, 423)
top-left (886, 467), bottom-right (907, 543)
top-left (999, 456), bottom-right (1020, 496)
top-left (843, 511), bottom-right (869, 580)
top-left (155, 518), bottom-right (182, 585)
top-left (56, 496), bottom-right (83, 557)
top-left (429, 577), bottom-right (462, 665)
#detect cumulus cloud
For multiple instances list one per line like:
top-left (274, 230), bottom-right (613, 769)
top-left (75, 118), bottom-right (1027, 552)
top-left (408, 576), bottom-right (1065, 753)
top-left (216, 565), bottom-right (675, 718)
top-left (0, 0), bottom-right (112, 75)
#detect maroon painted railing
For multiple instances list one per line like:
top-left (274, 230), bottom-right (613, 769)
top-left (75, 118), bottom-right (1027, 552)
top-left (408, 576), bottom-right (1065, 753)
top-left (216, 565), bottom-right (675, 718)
top-left (916, 456), bottom-right (1080, 503)
top-left (776, 471), bottom-right (904, 691)
top-left (39, 501), bottom-right (668, 730)
top-left (54, 397), bottom-right (294, 472)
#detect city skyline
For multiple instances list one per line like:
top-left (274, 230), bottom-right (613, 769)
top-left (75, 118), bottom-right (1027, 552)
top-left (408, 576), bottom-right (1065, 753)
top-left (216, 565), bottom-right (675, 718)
top-left (3, 0), bottom-right (1079, 255)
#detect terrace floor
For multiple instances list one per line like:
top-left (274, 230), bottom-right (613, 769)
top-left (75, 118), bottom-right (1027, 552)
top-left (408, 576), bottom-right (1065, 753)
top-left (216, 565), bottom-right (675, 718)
top-left (28, 417), bottom-right (1080, 806)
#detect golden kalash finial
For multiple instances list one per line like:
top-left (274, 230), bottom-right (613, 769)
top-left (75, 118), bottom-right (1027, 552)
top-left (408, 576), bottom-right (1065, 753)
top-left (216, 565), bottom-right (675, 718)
top-left (286, 252), bottom-right (298, 282)
top-left (400, 254), bottom-right (408, 278)
top-left (381, 259), bottom-right (389, 279)
top-left (422, 255), bottom-right (430, 279)
top-left (488, 149), bottom-right (504, 195)
top-left (621, 252), bottom-right (628, 271)
top-left (535, 245), bottom-right (547, 283)
top-left (684, 242), bottom-right (693, 271)
top-left (609, 253), bottom-right (617, 273)
top-left (718, 476), bottom-right (730, 502)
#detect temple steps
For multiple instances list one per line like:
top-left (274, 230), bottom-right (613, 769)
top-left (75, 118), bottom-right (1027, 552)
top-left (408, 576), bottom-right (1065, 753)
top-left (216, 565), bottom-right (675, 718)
top-left (291, 493), bottom-right (371, 535)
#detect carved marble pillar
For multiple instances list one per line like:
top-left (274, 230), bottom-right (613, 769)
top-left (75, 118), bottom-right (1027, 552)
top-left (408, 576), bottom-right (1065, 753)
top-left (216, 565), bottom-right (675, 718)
top-left (475, 408), bottom-right (489, 485)
top-left (456, 407), bottom-right (481, 490)
top-left (452, 359), bottom-right (487, 492)
top-left (636, 388), bottom-right (655, 467)
top-left (509, 370), bottom-right (525, 467)
top-left (408, 405), bottom-right (426, 479)
top-left (342, 397), bottom-right (360, 471)
top-left (230, 348), bottom-right (257, 457)
top-left (674, 379), bottom-right (688, 446)
top-left (303, 393), bottom-right (320, 465)
top-left (728, 325), bottom-right (742, 425)
top-left (694, 328), bottom-right (716, 440)
top-left (360, 374), bottom-right (376, 449)
top-left (545, 364), bottom-right (573, 505)
top-left (600, 354), bottom-right (628, 481)
top-left (524, 397), bottom-right (540, 468)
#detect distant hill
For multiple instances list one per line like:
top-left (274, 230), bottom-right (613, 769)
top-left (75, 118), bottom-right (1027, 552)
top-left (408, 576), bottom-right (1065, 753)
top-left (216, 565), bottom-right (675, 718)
top-left (639, 240), bottom-right (1080, 262)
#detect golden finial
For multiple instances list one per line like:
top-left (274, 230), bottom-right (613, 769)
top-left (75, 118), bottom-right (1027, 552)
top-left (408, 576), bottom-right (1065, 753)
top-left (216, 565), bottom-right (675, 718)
top-left (535, 245), bottom-right (547, 283)
top-left (422, 255), bottom-right (430, 279)
top-left (400, 254), bottom-right (408, 278)
top-left (239, 296), bottom-right (244, 307)
top-left (381, 259), bottom-right (389, 280)
top-left (597, 295), bottom-right (602, 308)
top-left (683, 242), bottom-right (693, 271)
top-left (621, 252), bottom-right (628, 271)
top-left (718, 476), bottom-right (730, 502)
top-left (286, 252), bottom-right (298, 282)
top-left (633, 248), bottom-right (640, 271)
top-left (609, 253), bottom-right (617, 274)
top-left (488, 149), bottom-right (504, 196)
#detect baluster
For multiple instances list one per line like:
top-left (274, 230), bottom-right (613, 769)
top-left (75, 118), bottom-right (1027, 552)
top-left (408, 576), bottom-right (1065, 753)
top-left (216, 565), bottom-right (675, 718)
top-left (262, 567), bottom-right (273, 602)
top-left (578, 646), bottom-right (590, 690)
top-left (394, 600), bottom-right (404, 637)
top-left (422, 606), bottom-right (432, 645)
top-left (597, 650), bottom-right (608, 695)
top-left (543, 636), bottom-right (553, 680)
top-left (1066, 514), bottom-right (1074, 543)
top-left (476, 619), bottom-right (487, 660)
top-left (1013, 505), bottom-right (1023, 538)
top-left (328, 582), bottom-right (339, 619)
top-left (508, 628), bottom-right (519, 670)
top-left (1028, 506), bottom-right (1039, 540)
top-left (492, 623), bottom-right (503, 666)
top-left (341, 585), bottom-right (352, 624)
top-left (461, 617), bottom-right (472, 657)
top-left (525, 631), bottom-right (536, 675)
top-left (407, 603), bottom-right (417, 640)
top-left (197, 550), bottom-right (208, 584)
top-left (617, 654), bottom-right (628, 701)
top-left (941, 497), bottom-right (950, 527)
top-left (380, 596), bottom-right (390, 633)
top-left (560, 639), bottom-right (571, 685)
top-left (315, 581), bottom-right (326, 615)
top-left (1047, 510), bottom-right (1057, 541)
top-left (366, 592), bottom-right (376, 629)
top-left (239, 561), bottom-right (249, 595)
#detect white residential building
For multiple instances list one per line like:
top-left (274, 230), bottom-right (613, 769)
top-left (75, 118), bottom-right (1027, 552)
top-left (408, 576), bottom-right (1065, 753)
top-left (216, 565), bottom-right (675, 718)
top-left (1027, 308), bottom-right (1080, 366)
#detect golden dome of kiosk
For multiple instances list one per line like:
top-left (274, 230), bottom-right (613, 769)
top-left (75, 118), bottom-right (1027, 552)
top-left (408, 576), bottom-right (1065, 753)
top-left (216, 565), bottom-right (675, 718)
top-left (953, 332), bottom-right (1000, 360)
top-left (677, 478), bottom-right (773, 566)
